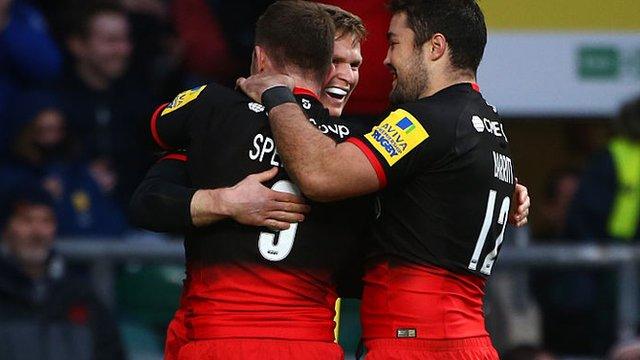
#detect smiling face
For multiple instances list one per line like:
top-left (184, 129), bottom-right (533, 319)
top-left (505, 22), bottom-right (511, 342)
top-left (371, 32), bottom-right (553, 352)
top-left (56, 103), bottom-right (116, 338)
top-left (384, 12), bottom-right (429, 105)
top-left (3, 204), bottom-right (56, 269)
top-left (73, 11), bottom-right (132, 81)
top-left (321, 33), bottom-right (363, 116)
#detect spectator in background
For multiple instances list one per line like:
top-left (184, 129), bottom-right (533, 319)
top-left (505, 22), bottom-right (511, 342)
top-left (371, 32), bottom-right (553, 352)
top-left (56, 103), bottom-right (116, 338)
top-left (0, 185), bottom-right (124, 360)
top-left (0, 0), bottom-right (62, 156)
top-left (554, 96), bottom-right (640, 356)
top-left (0, 90), bottom-right (128, 237)
top-left (529, 168), bottom-right (590, 355)
top-left (57, 1), bottom-right (153, 208)
top-left (567, 96), bottom-right (640, 241)
top-left (538, 169), bottom-right (581, 238)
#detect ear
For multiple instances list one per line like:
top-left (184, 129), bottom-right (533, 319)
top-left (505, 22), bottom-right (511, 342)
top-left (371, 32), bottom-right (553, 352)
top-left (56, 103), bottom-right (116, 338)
top-left (251, 45), bottom-right (266, 73)
top-left (425, 33), bottom-right (447, 62)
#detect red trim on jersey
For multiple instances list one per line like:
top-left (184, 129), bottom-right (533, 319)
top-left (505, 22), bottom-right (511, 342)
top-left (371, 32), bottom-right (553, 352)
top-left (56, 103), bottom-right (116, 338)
top-left (470, 83), bottom-right (480, 92)
top-left (150, 103), bottom-right (170, 149)
top-left (159, 153), bottom-right (188, 162)
top-left (361, 261), bottom-right (488, 340)
top-left (346, 137), bottom-right (388, 189)
top-left (293, 87), bottom-right (320, 101)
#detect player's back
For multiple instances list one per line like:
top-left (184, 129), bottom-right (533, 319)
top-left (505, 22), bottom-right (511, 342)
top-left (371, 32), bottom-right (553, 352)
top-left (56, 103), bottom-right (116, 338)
top-left (156, 84), bottom-right (372, 342)
top-left (350, 83), bottom-right (515, 340)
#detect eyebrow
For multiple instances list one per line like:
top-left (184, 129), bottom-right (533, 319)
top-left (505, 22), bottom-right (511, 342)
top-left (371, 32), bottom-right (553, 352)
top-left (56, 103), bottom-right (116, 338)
top-left (387, 32), bottom-right (397, 41)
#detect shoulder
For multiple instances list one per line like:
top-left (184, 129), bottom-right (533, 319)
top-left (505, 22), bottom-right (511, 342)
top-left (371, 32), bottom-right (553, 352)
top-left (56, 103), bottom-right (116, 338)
top-left (163, 82), bottom-right (247, 114)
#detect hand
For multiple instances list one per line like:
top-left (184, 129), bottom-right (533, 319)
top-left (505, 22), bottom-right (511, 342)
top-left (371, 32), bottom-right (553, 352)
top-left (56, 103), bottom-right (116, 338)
top-left (509, 181), bottom-right (530, 227)
top-left (192, 167), bottom-right (310, 230)
top-left (236, 73), bottom-right (295, 103)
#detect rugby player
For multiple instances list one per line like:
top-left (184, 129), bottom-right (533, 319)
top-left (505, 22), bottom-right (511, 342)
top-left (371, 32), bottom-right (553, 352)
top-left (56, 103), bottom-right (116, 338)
top-left (130, 5), bottom-right (368, 359)
top-left (238, 0), bottom-right (515, 358)
top-left (134, 2), bottom-right (530, 359)
top-left (134, 2), bottom-right (374, 359)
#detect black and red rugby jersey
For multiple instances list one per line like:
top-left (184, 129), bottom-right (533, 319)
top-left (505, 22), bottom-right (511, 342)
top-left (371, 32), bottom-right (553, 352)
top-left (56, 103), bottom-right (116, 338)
top-left (150, 83), bottom-right (372, 341)
top-left (347, 83), bottom-right (516, 339)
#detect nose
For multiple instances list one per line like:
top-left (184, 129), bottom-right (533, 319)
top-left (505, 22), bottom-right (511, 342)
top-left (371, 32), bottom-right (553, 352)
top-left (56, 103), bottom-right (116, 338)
top-left (336, 63), bottom-right (355, 85)
top-left (383, 49), bottom-right (391, 68)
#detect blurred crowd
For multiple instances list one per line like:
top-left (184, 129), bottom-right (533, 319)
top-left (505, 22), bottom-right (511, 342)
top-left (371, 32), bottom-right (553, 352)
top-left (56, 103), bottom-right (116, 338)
top-left (0, 0), bottom-right (273, 358)
top-left (531, 96), bottom-right (640, 357)
top-left (2, 0), bottom-right (640, 359)
top-left (0, 0), bottom-right (276, 239)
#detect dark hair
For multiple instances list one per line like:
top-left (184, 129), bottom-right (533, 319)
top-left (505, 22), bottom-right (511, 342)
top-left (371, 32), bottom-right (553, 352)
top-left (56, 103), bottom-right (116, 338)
top-left (255, 0), bottom-right (335, 84)
top-left (67, 1), bottom-right (127, 39)
top-left (0, 184), bottom-right (55, 231)
top-left (320, 4), bottom-right (367, 44)
top-left (388, 0), bottom-right (487, 73)
top-left (613, 96), bottom-right (640, 140)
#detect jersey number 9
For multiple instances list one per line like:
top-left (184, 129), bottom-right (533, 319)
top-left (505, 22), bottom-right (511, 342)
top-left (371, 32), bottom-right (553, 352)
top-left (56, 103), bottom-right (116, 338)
top-left (258, 180), bottom-right (300, 261)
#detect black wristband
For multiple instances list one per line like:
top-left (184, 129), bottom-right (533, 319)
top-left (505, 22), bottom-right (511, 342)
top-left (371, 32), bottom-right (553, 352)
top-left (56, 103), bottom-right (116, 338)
top-left (261, 86), bottom-right (297, 114)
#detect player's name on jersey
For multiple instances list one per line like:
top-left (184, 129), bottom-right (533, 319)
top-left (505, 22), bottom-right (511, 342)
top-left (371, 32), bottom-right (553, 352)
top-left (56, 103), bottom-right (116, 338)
top-left (492, 151), bottom-right (514, 185)
top-left (248, 118), bottom-right (352, 167)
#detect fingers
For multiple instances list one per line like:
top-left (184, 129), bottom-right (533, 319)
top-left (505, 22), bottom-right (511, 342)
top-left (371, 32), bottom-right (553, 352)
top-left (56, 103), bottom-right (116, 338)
top-left (236, 77), bottom-right (246, 90)
top-left (272, 190), bottom-right (307, 205)
top-left (266, 211), bottom-right (305, 224)
top-left (252, 167), bottom-right (279, 183)
top-left (514, 183), bottom-right (528, 201)
top-left (509, 201), bottom-right (530, 227)
top-left (270, 200), bottom-right (311, 214)
top-left (263, 219), bottom-right (291, 231)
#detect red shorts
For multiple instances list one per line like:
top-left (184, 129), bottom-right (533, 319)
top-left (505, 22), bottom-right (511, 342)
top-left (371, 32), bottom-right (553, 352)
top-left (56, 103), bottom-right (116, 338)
top-left (165, 278), bottom-right (191, 360)
top-left (165, 307), bottom-right (189, 360)
top-left (364, 337), bottom-right (498, 360)
top-left (178, 338), bottom-right (344, 360)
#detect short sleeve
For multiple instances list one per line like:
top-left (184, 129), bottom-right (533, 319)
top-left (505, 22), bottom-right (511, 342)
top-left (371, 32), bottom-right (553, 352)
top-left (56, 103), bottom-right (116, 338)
top-left (150, 85), bottom-right (207, 150)
top-left (346, 107), bottom-right (448, 187)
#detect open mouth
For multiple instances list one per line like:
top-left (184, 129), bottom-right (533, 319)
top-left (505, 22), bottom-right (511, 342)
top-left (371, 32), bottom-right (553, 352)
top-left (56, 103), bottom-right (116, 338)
top-left (324, 86), bottom-right (349, 101)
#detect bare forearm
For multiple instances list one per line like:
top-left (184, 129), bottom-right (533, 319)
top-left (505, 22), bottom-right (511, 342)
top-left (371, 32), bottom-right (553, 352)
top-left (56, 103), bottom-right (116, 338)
top-left (268, 104), bottom-right (339, 197)
top-left (268, 104), bottom-right (378, 201)
top-left (190, 189), bottom-right (230, 227)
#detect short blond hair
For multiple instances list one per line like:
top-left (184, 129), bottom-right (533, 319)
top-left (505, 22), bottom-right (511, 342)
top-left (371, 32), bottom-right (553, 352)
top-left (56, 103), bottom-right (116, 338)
top-left (319, 4), bottom-right (367, 44)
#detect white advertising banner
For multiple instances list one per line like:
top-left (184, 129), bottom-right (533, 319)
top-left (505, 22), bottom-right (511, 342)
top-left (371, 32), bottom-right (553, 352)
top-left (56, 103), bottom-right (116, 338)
top-left (478, 33), bottom-right (640, 117)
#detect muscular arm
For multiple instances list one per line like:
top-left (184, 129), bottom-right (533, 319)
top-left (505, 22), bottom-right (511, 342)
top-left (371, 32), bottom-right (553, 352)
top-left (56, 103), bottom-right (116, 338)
top-left (239, 76), bottom-right (531, 223)
top-left (266, 103), bottom-right (379, 202)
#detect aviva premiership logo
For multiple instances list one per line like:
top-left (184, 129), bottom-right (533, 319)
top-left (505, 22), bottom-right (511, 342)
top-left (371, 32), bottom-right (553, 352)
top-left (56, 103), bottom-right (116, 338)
top-left (162, 85), bottom-right (207, 115)
top-left (364, 109), bottom-right (428, 166)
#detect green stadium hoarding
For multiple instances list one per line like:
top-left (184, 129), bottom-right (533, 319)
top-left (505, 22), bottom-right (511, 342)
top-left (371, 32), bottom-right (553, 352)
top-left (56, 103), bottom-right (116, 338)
top-left (478, 33), bottom-right (640, 117)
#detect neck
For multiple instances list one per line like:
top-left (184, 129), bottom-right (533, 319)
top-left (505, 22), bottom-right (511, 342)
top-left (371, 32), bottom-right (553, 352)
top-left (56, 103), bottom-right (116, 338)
top-left (75, 62), bottom-right (110, 91)
top-left (289, 73), bottom-right (322, 98)
top-left (420, 68), bottom-right (476, 98)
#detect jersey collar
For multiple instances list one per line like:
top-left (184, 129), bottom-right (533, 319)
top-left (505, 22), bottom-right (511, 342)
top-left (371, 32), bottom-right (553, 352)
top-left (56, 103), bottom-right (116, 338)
top-left (293, 87), bottom-right (320, 101)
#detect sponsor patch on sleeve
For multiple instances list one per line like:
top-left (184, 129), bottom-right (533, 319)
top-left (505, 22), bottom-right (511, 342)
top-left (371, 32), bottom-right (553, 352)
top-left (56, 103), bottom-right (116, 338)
top-left (161, 85), bottom-right (207, 115)
top-left (363, 109), bottom-right (429, 166)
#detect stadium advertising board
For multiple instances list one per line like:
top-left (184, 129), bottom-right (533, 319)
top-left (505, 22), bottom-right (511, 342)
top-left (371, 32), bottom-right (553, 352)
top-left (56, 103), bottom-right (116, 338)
top-left (477, 0), bottom-right (640, 117)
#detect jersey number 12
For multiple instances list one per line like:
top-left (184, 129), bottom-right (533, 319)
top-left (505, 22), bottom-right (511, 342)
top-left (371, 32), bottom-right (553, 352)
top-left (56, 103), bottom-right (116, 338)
top-left (468, 190), bottom-right (510, 275)
top-left (258, 180), bottom-right (300, 261)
